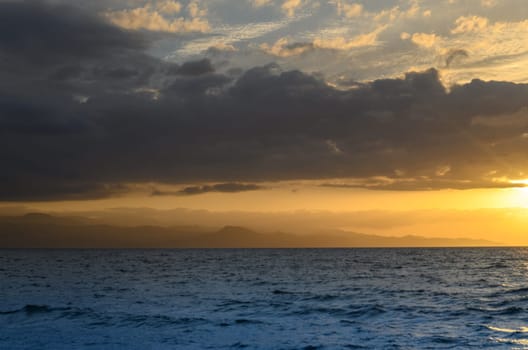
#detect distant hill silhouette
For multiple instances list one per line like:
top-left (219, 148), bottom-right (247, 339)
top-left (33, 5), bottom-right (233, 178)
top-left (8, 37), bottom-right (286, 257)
top-left (0, 214), bottom-right (496, 248)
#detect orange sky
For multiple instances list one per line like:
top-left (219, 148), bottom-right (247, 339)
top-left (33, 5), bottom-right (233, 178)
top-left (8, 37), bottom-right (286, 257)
top-left (4, 184), bottom-right (528, 245)
top-left (7, 182), bottom-right (526, 212)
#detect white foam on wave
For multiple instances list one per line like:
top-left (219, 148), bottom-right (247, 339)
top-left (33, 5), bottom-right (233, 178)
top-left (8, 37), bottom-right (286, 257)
top-left (491, 337), bottom-right (528, 346)
top-left (487, 325), bottom-right (528, 333)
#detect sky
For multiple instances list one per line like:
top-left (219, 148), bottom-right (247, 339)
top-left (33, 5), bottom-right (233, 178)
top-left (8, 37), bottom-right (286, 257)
top-left (2, 0), bottom-right (528, 243)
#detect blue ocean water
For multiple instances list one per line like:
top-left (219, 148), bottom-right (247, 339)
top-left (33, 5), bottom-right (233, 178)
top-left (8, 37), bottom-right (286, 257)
top-left (2, 248), bottom-right (528, 349)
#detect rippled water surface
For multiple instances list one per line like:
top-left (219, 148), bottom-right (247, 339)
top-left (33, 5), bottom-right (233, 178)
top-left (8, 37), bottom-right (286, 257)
top-left (2, 248), bottom-right (528, 349)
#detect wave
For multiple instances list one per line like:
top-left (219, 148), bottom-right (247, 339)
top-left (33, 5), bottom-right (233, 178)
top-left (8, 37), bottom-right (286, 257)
top-left (234, 318), bottom-right (264, 325)
top-left (272, 289), bottom-right (294, 295)
top-left (301, 294), bottom-right (340, 302)
top-left (495, 306), bottom-right (524, 315)
top-left (465, 305), bottom-right (525, 317)
top-left (346, 304), bottom-right (386, 317)
top-left (486, 325), bottom-right (528, 333)
top-left (491, 337), bottom-right (528, 346)
top-left (342, 345), bottom-right (368, 349)
top-left (483, 262), bottom-right (509, 269)
top-left (504, 286), bottom-right (528, 295)
top-left (0, 304), bottom-right (209, 329)
top-left (230, 341), bottom-right (249, 348)
top-left (121, 314), bottom-right (208, 328)
top-left (429, 336), bottom-right (459, 344)
top-left (288, 303), bottom-right (385, 318)
top-left (0, 304), bottom-right (71, 316)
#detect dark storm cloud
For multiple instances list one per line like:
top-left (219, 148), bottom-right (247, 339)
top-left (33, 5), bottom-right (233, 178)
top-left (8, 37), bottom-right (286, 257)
top-left (321, 180), bottom-right (527, 191)
top-left (0, 1), bottom-right (146, 64)
top-left (3, 1), bottom-right (528, 200)
top-left (169, 59), bottom-right (215, 76)
top-left (445, 49), bottom-right (469, 68)
top-left (152, 183), bottom-right (264, 196)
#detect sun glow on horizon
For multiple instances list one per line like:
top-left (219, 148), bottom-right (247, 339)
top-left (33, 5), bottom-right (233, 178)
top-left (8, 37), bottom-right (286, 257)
top-left (5, 184), bottom-right (528, 213)
top-left (503, 179), bottom-right (528, 208)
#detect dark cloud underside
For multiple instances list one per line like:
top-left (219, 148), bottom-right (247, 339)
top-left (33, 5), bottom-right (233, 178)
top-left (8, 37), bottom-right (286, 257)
top-left (152, 183), bottom-right (263, 196)
top-left (2, 1), bottom-right (528, 200)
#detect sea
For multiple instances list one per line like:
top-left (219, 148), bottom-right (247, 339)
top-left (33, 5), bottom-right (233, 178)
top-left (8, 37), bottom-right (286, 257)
top-left (2, 248), bottom-right (528, 349)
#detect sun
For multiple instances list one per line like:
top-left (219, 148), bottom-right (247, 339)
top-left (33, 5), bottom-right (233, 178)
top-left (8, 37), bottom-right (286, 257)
top-left (503, 179), bottom-right (528, 208)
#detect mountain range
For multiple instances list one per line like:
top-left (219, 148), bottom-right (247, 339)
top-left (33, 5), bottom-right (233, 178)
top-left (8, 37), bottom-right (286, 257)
top-left (0, 213), bottom-right (498, 248)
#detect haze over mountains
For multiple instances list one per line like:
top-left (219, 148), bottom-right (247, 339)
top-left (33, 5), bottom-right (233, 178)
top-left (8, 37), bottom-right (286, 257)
top-left (0, 213), bottom-right (495, 248)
